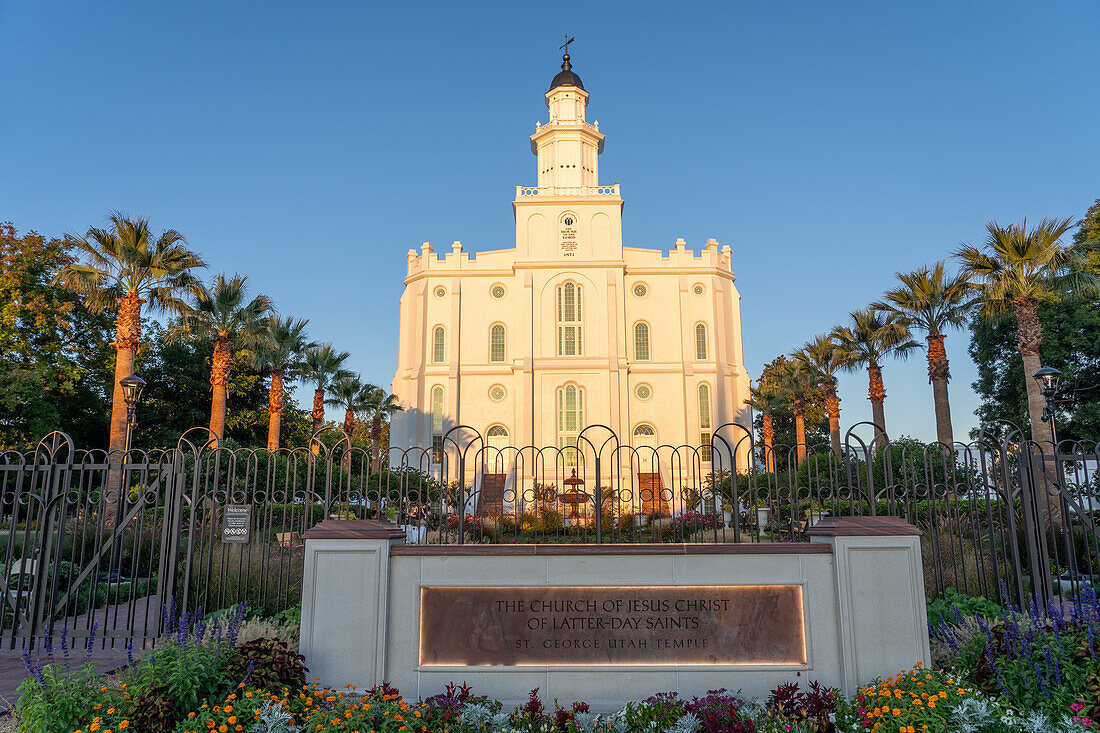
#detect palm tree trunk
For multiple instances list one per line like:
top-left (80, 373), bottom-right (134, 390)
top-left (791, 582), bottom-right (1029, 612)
top-left (1014, 297), bottom-right (1053, 444)
top-left (1013, 296), bottom-right (1062, 528)
top-left (761, 413), bottom-right (775, 474)
top-left (867, 364), bottom-right (887, 449)
top-left (209, 335), bottom-right (231, 440)
top-left (311, 388), bottom-right (325, 435)
top-left (927, 333), bottom-right (953, 446)
top-left (267, 369), bottom-right (284, 450)
top-left (109, 293), bottom-right (144, 457)
top-left (793, 404), bottom-right (807, 466)
top-left (824, 378), bottom-right (842, 458)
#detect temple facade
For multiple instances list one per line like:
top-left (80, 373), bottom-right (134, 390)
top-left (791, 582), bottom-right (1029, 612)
top-left (389, 52), bottom-right (751, 492)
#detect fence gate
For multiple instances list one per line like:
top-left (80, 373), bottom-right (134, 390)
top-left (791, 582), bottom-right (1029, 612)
top-left (0, 433), bottom-right (183, 650)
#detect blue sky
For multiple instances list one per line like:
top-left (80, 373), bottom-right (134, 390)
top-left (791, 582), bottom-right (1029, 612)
top-left (3, 1), bottom-right (1097, 443)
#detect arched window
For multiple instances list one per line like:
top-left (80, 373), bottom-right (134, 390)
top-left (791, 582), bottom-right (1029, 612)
top-left (490, 324), bottom-right (506, 363)
top-left (695, 323), bottom-right (708, 360)
top-left (486, 425), bottom-right (508, 439)
top-left (556, 282), bottom-right (583, 356)
top-left (431, 386), bottom-right (444, 463)
top-left (634, 322), bottom-right (650, 361)
top-left (698, 383), bottom-right (712, 462)
top-left (633, 424), bottom-right (655, 438)
top-left (557, 384), bottom-right (585, 465)
top-left (432, 326), bottom-right (446, 364)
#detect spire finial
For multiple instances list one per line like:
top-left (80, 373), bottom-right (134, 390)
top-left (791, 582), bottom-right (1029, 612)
top-left (560, 35), bottom-right (574, 69)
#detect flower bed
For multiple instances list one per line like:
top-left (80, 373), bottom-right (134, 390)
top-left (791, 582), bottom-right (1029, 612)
top-left (14, 592), bottom-right (1100, 733)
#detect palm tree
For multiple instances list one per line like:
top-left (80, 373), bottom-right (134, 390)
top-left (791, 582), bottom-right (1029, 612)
top-left (831, 308), bottom-right (919, 449)
top-left (955, 217), bottom-right (1098, 444)
top-left (251, 316), bottom-right (314, 450)
top-left (780, 358), bottom-right (819, 466)
top-left (326, 375), bottom-right (375, 437)
top-left (58, 213), bottom-right (206, 456)
top-left (303, 344), bottom-right (353, 437)
top-left (874, 262), bottom-right (973, 447)
top-left (745, 381), bottom-right (785, 473)
top-left (169, 273), bottom-right (272, 440)
top-left (363, 387), bottom-right (403, 472)
top-left (795, 334), bottom-right (846, 457)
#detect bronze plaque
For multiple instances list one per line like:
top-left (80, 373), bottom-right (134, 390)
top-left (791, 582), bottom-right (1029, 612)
top-left (419, 585), bottom-right (806, 666)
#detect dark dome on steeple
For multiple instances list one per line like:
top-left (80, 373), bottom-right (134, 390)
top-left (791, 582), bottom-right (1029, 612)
top-left (549, 53), bottom-right (584, 91)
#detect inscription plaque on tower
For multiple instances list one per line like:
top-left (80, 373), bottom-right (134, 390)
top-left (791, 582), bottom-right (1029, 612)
top-left (559, 215), bottom-right (578, 256)
top-left (419, 585), bottom-right (806, 666)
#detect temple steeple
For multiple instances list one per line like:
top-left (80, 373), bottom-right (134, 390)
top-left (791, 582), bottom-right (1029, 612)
top-left (530, 48), bottom-right (605, 190)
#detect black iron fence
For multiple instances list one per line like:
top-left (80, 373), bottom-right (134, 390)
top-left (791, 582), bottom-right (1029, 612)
top-left (1, 421), bottom-right (1097, 648)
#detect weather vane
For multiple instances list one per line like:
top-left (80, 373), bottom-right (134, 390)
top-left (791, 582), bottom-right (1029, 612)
top-left (560, 36), bottom-right (575, 54)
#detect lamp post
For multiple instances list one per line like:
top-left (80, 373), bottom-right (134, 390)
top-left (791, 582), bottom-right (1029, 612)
top-left (1033, 366), bottom-right (1062, 443)
top-left (119, 374), bottom-right (146, 455)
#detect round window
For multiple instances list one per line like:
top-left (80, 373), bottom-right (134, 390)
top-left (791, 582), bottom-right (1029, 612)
top-left (635, 384), bottom-right (652, 401)
top-left (489, 385), bottom-right (507, 402)
top-left (491, 285), bottom-right (506, 299)
top-left (693, 284), bottom-right (705, 296)
top-left (434, 286), bottom-right (447, 298)
top-left (633, 283), bottom-right (648, 298)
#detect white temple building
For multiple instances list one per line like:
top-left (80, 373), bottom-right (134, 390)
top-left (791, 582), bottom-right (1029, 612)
top-left (389, 51), bottom-right (751, 511)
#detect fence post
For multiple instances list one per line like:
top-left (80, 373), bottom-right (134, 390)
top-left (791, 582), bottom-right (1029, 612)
top-left (594, 454), bottom-right (602, 544)
top-left (1017, 446), bottom-right (1053, 608)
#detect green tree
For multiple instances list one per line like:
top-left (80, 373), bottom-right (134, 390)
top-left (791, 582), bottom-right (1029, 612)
top-left (0, 224), bottom-right (114, 449)
top-left (832, 308), bottom-right (919, 448)
top-left (956, 217), bottom-right (1099, 444)
top-left (250, 316), bottom-right (314, 450)
top-left (57, 214), bottom-right (206, 457)
top-left (169, 273), bottom-right (272, 440)
top-left (875, 262), bottom-right (973, 446)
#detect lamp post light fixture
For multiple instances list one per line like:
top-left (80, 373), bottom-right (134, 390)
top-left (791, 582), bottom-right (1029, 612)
top-left (119, 373), bottom-right (146, 454)
top-left (1033, 366), bottom-right (1062, 427)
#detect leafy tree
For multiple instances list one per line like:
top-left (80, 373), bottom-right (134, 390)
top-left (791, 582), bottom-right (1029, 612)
top-left (57, 214), bottom-right (206, 456)
top-left (0, 224), bottom-right (114, 449)
top-left (875, 261), bottom-right (974, 446)
top-left (968, 203), bottom-right (1100, 442)
top-left (832, 308), bottom-right (919, 448)
top-left (168, 273), bottom-right (272, 440)
top-left (956, 216), bottom-right (1099, 444)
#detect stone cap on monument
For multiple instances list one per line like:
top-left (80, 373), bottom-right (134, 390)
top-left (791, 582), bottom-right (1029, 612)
top-left (807, 516), bottom-right (920, 537)
top-left (303, 519), bottom-right (407, 541)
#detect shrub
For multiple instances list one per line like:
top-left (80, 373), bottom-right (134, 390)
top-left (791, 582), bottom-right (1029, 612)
top-left (851, 664), bottom-right (993, 732)
top-left (128, 683), bottom-right (176, 733)
top-left (16, 624), bottom-right (120, 733)
top-left (126, 602), bottom-right (247, 724)
top-left (927, 587), bottom-right (1003, 629)
top-left (298, 683), bottom-right (426, 732)
top-left (764, 681), bottom-right (838, 729)
top-left (171, 686), bottom-right (290, 733)
top-left (222, 638), bottom-right (307, 693)
top-left (621, 692), bottom-right (687, 732)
